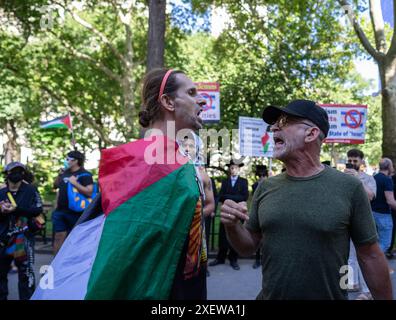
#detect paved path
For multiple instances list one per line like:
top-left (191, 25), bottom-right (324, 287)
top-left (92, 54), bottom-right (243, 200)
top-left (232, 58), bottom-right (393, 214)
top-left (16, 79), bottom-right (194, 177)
top-left (7, 249), bottom-right (396, 300)
top-left (8, 252), bottom-right (53, 300)
top-left (207, 257), bottom-right (396, 300)
top-left (207, 259), bottom-right (262, 300)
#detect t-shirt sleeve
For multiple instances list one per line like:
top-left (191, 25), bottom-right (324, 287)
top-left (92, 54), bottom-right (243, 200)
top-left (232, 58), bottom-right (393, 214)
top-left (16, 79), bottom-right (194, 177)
top-left (350, 181), bottom-right (378, 246)
top-left (245, 181), bottom-right (263, 233)
top-left (384, 176), bottom-right (394, 192)
top-left (78, 173), bottom-right (94, 186)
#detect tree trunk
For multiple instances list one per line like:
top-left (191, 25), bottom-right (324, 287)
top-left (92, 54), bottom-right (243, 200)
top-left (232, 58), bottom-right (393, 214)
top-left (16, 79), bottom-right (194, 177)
top-left (122, 76), bottom-right (137, 139)
top-left (140, 0), bottom-right (166, 139)
top-left (4, 121), bottom-right (20, 164)
top-left (381, 57), bottom-right (396, 164)
top-left (123, 22), bottom-right (136, 140)
top-left (147, 0), bottom-right (166, 71)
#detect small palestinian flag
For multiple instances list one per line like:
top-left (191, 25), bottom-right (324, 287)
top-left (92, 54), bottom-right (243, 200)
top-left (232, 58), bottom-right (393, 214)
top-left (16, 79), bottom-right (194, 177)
top-left (31, 135), bottom-right (200, 300)
top-left (40, 115), bottom-right (72, 130)
top-left (261, 132), bottom-right (270, 153)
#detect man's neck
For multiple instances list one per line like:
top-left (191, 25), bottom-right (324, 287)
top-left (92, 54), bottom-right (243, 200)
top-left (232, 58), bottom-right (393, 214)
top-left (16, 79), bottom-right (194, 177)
top-left (379, 170), bottom-right (389, 176)
top-left (8, 181), bottom-right (22, 192)
top-left (70, 166), bottom-right (81, 173)
top-left (149, 121), bottom-right (195, 141)
top-left (284, 151), bottom-right (324, 178)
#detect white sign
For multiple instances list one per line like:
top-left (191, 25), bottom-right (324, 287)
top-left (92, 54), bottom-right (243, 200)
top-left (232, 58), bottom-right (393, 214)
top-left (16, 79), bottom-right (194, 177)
top-left (239, 116), bottom-right (274, 157)
top-left (320, 104), bottom-right (367, 144)
top-left (196, 82), bottom-right (220, 122)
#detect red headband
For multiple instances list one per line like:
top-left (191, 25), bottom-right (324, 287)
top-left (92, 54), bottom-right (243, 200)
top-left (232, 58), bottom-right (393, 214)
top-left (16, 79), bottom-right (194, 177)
top-left (158, 69), bottom-right (173, 102)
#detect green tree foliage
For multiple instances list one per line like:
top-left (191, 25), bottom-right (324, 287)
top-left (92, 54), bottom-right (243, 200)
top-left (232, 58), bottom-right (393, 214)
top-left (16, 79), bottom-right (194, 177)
top-left (0, 0), bottom-right (385, 198)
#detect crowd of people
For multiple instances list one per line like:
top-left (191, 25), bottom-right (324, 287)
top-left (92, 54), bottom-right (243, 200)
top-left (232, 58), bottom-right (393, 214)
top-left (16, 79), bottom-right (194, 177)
top-left (0, 68), bottom-right (395, 300)
top-left (0, 151), bottom-right (96, 300)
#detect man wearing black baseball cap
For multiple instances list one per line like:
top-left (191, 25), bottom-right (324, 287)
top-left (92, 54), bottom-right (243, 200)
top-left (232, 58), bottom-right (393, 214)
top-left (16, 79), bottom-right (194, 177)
top-left (218, 99), bottom-right (392, 300)
top-left (52, 150), bottom-right (94, 255)
top-left (0, 161), bottom-right (43, 299)
top-left (261, 99), bottom-right (330, 138)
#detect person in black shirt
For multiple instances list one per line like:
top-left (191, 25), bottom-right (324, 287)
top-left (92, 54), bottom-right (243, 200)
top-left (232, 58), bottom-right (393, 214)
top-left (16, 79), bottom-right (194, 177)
top-left (386, 174), bottom-right (396, 258)
top-left (370, 158), bottom-right (396, 253)
top-left (209, 160), bottom-right (248, 270)
top-left (0, 162), bottom-right (43, 300)
top-left (52, 151), bottom-right (94, 255)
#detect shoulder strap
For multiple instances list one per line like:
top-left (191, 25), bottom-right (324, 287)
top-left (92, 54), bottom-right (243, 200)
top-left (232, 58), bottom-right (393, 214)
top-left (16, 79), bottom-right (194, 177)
top-left (75, 172), bottom-right (92, 179)
top-left (6, 192), bottom-right (17, 207)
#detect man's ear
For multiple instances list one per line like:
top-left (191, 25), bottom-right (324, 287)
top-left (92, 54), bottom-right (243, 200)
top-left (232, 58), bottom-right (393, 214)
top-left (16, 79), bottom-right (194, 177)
top-left (305, 127), bottom-right (320, 143)
top-left (159, 95), bottom-right (175, 112)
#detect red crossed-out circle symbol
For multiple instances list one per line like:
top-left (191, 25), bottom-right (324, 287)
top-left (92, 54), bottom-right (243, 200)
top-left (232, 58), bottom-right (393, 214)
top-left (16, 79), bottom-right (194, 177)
top-left (344, 109), bottom-right (362, 129)
top-left (200, 92), bottom-right (213, 111)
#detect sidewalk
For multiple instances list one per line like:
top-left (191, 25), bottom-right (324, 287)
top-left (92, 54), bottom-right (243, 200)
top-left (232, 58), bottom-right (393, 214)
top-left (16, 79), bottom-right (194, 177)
top-left (34, 240), bottom-right (53, 255)
top-left (207, 259), bottom-right (262, 299)
top-left (7, 246), bottom-right (396, 300)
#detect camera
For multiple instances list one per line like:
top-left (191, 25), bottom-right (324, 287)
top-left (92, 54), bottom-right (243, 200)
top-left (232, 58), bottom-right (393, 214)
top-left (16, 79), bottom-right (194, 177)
top-left (345, 163), bottom-right (354, 169)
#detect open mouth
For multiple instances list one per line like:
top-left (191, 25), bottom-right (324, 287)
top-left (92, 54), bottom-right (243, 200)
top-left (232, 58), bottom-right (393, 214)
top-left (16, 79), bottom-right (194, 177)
top-left (196, 110), bottom-right (203, 125)
top-left (273, 136), bottom-right (285, 147)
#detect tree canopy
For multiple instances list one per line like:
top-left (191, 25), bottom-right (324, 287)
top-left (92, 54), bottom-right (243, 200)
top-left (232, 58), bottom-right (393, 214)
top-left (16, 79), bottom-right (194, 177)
top-left (0, 0), bottom-right (387, 198)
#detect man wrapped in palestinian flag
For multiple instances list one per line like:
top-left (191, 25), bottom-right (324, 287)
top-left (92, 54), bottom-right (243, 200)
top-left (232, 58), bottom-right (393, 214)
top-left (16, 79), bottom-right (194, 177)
top-left (32, 68), bottom-right (208, 300)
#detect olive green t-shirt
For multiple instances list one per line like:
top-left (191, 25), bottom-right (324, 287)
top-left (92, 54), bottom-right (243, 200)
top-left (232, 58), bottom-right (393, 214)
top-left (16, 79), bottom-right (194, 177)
top-left (246, 165), bottom-right (378, 300)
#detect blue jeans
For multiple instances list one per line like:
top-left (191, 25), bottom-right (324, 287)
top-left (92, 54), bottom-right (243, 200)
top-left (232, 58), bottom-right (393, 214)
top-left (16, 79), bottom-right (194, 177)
top-left (52, 210), bottom-right (81, 233)
top-left (373, 211), bottom-right (393, 252)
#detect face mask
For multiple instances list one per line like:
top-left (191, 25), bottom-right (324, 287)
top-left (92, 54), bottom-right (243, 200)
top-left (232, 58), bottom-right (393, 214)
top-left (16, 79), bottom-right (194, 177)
top-left (7, 172), bottom-right (24, 183)
top-left (64, 160), bottom-right (70, 169)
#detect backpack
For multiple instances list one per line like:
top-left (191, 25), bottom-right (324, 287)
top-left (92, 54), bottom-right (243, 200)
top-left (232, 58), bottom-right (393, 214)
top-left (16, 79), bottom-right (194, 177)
top-left (67, 173), bottom-right (98, 212)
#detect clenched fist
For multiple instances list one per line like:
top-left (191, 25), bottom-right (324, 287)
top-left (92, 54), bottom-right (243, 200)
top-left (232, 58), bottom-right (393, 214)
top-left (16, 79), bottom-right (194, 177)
top-left (220, 200), bottom-right (249, 227)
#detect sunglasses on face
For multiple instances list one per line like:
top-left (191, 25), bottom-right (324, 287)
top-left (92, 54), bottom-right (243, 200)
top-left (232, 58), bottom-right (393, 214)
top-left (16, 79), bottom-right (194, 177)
top-left (270, 114), bottom-right (314, 131)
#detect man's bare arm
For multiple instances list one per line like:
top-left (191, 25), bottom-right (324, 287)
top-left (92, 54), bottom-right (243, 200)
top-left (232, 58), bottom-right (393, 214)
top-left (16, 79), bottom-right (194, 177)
top-left (68, 176), bottom-right (94, 197)
top-left (357, 242), bottom-right (393, 300)
top-left (74, 184), bottom-right (93, 197)
top-left (221, 200), bottom-right (262, 256)
top-left (385, 191), bottom-right (396, 211)
top-left (201, 169), bottom-right (215, 217)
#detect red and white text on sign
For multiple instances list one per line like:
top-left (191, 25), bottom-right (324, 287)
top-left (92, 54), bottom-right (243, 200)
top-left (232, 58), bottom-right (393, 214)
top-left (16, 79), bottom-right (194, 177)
top-left (320, 104), bottom-right (367, 144)
top-left (195, 82), bottom-right (220, 122)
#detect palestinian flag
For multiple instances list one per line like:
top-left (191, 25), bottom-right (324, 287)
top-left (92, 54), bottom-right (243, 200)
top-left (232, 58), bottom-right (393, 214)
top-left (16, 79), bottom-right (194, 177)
top-left (261, 132), bottom-right (270, 153)
top-left (31, 135), bottom-right (200, 299)
top-left (40, 114), bottom-right (72, 130)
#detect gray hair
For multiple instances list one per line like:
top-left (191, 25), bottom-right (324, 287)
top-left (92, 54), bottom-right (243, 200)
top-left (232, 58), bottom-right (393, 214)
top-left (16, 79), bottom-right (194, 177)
top-left (379, 158), bottom-right (393, 171)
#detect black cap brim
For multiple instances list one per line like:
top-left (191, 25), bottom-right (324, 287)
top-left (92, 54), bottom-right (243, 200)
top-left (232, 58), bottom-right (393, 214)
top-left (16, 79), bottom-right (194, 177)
top-left (4, 162), bottom-right (26, 172)
top-left (262, 105), bottom-right (306, 124)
